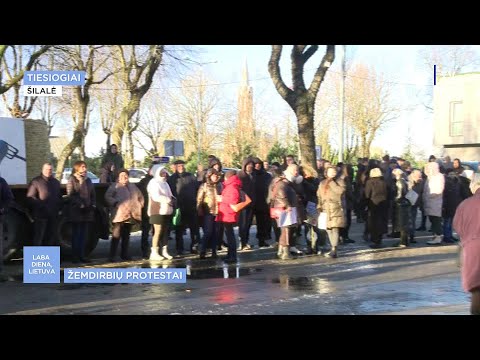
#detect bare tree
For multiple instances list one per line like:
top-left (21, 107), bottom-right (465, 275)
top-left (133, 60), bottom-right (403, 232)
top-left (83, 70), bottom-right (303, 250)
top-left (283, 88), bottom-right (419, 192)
top-left (35, 53), bottom-right (64, 135)
top-left (0, 45), bottom-right (52, 117)
top-left (134, 95), bottom-right (171, 157)
top-left (110, 45), bottom-right (164, 167)
top-left (55, 45), bottom-right (115, 179)
top-left (268, 45), bottom-right (335, 170)
top-left (314, 86), bottom-right (336, 161)
top-left (170, 71), bottom-right (220, 159)
top-left (0, 45), bottom-right (51, 96)
top-left (345, 64), bottom-right (399, 158)
top-left (420, 45), bottom-right (480, 77)
top-left (418, 45), bottom-right (480, 112)
top-left (96, 59), bottom-right (123, 150)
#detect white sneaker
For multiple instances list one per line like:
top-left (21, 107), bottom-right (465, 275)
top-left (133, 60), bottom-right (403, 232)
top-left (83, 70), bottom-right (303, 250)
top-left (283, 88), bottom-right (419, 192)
top-left (149, 247), bottom-right (165, 261)
top-left (427, 236), bottom-right (442, 245)
top-left (161, 246), bottom-right (173, 260)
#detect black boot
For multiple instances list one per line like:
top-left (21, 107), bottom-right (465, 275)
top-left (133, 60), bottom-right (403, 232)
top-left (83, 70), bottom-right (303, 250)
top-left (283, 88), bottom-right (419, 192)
top-left (109, 239), bottom-right (119, 262)
top-left (121, 236), bottom-right (131, 261)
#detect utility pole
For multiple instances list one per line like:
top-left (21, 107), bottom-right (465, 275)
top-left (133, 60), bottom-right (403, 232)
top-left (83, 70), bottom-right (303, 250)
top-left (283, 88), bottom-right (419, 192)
top-left (338, 45), bottom-right (346, 163)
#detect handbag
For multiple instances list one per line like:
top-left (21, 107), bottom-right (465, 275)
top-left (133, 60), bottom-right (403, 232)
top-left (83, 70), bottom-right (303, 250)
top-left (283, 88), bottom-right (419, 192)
top-left (269, 181), bottom-right (285, 219)
top-left (318, 212), bottom-right (328, 230)
top-left (231, 191), bottom-right (252, 213)
top-left (405, 189), bottom-right (419, 205)
top-left (172, 207), bottom-right (182, 226)
top-left (270, 207), bottom-right (284, 219)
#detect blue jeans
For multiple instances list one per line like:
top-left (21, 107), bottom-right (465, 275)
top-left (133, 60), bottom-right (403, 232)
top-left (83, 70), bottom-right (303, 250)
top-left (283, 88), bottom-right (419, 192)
top-left (238, 206), bottom-right (253, 246)
top-left (71, 222), bottom-right (87, 260)
top-left (201, 213), bottom-right (217, 254)
top-left (223, 222), bottom-right (236, 260)
top-left (443, 217), bottom-right (453, 241)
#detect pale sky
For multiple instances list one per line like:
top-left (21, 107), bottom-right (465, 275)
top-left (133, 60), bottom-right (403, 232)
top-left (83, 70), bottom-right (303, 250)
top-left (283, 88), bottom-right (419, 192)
top-left (8, 45), bottom-right (479, 161)
top-left (196, 45), bottom-right (435, 157)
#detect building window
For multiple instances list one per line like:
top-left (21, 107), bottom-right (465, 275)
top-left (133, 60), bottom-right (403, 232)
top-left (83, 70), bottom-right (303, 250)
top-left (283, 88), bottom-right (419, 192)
top-left (450, 101), bottom-right (463, 137)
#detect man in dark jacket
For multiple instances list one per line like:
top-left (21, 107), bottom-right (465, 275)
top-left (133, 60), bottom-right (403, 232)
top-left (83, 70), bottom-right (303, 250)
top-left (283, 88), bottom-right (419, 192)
top-left (137, 165), bottom-right (154, 258)
top-left (101, 144), bottom-right (125, 182)
top-left (237, 157), bottom-right (256, 250)
top-left (252, 157), bottom-right (272, 247)
top-left (0, 175), bottom-right (14, 277)
top-left (443, 171), bottom-right (470, 243)
top-left (26, 163), bottom-right (62, 246)
top-left (168, 160), bottom-right (200, 255)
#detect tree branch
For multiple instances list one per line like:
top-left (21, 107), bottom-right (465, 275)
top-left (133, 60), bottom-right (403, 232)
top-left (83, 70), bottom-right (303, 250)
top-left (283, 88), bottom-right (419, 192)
top-left (308, 45), bottom-right (335, 97)
top-left (303, 45), bottom-right (318, 62)
top-left (291, 45), bottom-right (306, 91)
top-left (268, 45), bottom-right (293, 104)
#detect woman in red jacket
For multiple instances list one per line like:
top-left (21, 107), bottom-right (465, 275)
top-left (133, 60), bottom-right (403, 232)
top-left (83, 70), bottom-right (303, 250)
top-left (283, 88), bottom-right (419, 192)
top-left (216, 170), bottom-right (242, 263)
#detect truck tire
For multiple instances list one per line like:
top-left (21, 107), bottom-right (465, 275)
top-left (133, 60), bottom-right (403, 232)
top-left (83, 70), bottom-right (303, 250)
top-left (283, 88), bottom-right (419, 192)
top-left (2, 208), bottom-right (33, 261)
top-left (58, 215), bottom-right (99, 257)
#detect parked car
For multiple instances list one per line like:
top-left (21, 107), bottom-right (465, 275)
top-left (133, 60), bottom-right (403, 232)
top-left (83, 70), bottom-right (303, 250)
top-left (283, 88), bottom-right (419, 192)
top-left (221, 167), bottom-right (241, 174)
top-left (60, 168), bottom-right (100, 184)
top-left (461, 161), bottom-right (479, 173)
top-left (128, 168), bottom-right (148, 183)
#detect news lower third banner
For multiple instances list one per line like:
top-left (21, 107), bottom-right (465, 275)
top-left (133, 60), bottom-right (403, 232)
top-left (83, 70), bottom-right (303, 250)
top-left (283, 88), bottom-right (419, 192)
top-left (22, 71), bottom-right (86, 97)
top-left (24, 246), bottom-right (60, 283)
top-left (65, 268), bottom-right (186, 284)
top-left (22, 246), bottom-right (186, 284)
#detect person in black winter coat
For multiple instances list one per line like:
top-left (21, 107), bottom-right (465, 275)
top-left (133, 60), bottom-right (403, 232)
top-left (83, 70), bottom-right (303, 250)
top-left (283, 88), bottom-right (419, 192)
top-left (392, 169), bottom-right (410, 247)
top-left (26, 163), bottom-right (62, 246)
top-left (237, 157), bottom-right (256, 250)
top-left (167, 160), bottom-right (200, 255)
top-left (66, 161), bottom-right (96, 263)
top-left (443, 171), bottom-right (470, 243)
top-left (364, 168), bottom-right (388, 248)
top-left (137, 165), bottom-right (154, 258)
top-left (252, 157), bottom-right (272, 247)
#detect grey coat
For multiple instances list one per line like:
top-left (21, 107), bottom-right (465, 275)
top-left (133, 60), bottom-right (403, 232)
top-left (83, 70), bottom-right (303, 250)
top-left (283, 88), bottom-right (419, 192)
top-left (105, 182), bottom-right (144, 223)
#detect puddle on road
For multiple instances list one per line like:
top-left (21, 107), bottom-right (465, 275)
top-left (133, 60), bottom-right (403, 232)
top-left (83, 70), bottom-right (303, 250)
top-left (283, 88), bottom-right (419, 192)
top-left (186, 265), bottom-right (262, 280)
top-left (272, 275), bottom-right (334, 293)
top-left (120, 259), bottom-right (263, 280)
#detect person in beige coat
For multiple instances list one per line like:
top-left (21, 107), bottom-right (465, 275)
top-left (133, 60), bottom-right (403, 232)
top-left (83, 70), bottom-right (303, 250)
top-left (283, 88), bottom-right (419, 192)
top-left (317, 167), bottom-right (346, 258)
top-left (105, 169), bottom-right (144, 261)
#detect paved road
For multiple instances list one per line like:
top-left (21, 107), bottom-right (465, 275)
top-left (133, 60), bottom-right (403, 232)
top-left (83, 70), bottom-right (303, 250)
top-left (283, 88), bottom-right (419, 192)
top-left (0, 219), bottom-right (470, 315)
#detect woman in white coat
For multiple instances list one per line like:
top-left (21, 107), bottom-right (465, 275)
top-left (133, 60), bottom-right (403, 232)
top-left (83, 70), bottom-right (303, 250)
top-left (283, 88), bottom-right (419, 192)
top-left (423, 162), bottom-right (445, 245)
top-left (147, 166), bottom-right (175, 260)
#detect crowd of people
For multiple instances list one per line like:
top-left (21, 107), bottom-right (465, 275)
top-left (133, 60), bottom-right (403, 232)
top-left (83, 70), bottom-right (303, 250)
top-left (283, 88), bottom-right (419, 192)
top-left (3, 147), bottom-right (480, 314)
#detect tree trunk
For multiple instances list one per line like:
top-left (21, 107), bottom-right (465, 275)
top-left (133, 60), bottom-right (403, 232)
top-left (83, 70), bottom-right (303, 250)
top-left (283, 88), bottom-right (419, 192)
top-left (365, 138), bottom-right (374, 159)
top-left (295, 96), bottom-right (316, 170)
top-left (127, 129), bottom-right (135, 168)
top-left (80, 135), bottom-right (86, 161)
top-left (360, 133), bottom-right (368, 158)
top-left (111, 95), bottom-right (141, 152)
top-left (55, 128), bottom-right (83, 180)
top-left (111, 121), bottom-right (124, 151)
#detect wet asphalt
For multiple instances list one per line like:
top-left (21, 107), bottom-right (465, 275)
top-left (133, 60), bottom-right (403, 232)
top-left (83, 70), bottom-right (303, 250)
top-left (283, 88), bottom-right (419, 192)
top-left (0, 220), bottom-right (470, 315)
